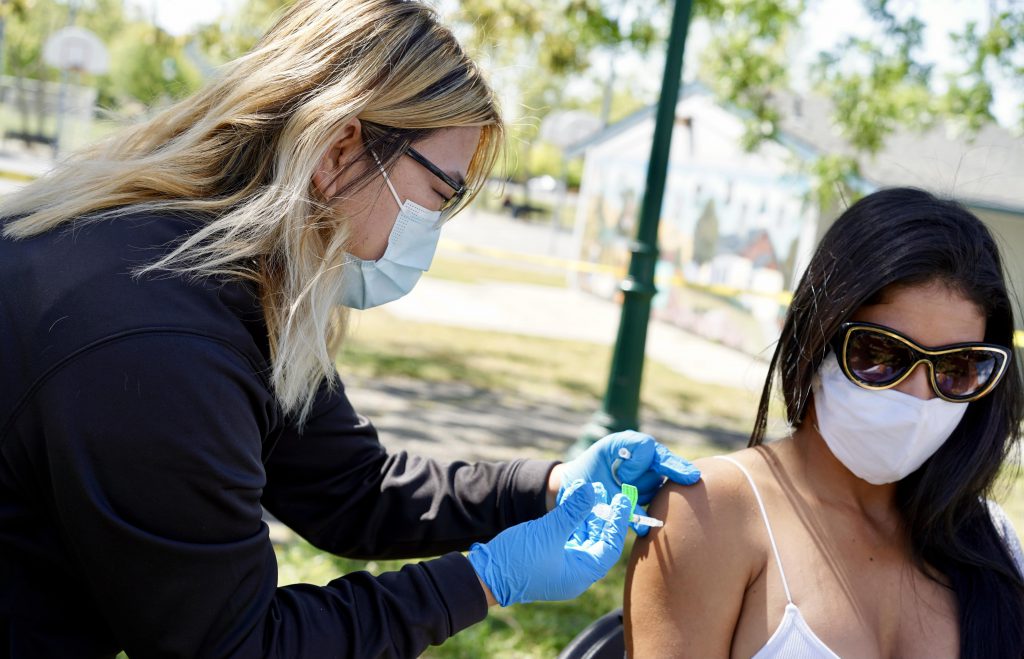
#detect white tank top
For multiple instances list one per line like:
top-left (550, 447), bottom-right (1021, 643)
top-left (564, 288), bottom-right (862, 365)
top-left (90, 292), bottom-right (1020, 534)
top-left (714, 456), bottom-right (841, 659)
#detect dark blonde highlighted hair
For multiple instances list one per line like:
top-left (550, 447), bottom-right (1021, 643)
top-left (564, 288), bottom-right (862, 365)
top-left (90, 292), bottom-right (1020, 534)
top-left (2, 0), bottom-right (504, 423)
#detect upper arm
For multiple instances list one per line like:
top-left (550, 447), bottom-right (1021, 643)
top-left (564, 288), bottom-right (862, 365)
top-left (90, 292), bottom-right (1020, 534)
top-left (262, 380), bottom-right (553, 558)
top-left (625, 456), bottom-right (761, 659)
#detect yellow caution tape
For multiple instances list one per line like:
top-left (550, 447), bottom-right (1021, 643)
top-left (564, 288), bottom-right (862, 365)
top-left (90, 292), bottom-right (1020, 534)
top-left (438, 239), bottom-right (794, 303)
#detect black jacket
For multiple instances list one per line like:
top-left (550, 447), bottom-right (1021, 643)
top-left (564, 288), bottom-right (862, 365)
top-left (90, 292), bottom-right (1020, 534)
top-left (0, 210), bottom-right (555, 658)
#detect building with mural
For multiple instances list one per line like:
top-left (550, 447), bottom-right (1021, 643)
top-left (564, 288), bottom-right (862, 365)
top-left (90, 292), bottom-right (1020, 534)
top-left (565, 83), bottom-right (1024, 358)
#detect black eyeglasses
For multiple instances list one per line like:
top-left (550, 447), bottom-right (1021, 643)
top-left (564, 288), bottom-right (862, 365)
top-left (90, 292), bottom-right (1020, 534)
top-left (830, 321), bottom-right (1011, 403)
top-left (404, 146), bottom-right (469, 215)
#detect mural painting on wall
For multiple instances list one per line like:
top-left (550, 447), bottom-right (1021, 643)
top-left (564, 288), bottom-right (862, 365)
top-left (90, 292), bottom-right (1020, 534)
top-left (577, 159), bottom-right (811, 358)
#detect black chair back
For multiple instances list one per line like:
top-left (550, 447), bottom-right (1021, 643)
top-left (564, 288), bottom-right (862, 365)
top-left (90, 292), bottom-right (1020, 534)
top-left (556, 608), bottom-right (625, 659)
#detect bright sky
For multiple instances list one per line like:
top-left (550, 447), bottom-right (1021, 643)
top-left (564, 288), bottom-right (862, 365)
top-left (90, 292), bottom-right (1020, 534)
top-left (143, 0), bottom-right (240, 35)
top-left (142, 0), bottom-right (1021, 126)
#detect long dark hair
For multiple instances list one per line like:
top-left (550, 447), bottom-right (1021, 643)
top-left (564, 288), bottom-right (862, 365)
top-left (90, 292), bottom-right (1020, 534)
top-left (751, 187), bottom-right (1024, 657)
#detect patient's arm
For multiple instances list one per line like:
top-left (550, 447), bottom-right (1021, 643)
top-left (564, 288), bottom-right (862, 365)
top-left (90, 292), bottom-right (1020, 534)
top-left (624, 456), bottom-right (761, 658)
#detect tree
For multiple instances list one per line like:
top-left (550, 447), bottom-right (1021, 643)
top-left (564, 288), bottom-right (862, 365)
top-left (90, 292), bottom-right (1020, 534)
top-left (453, 0), bottom-right (674, 184)
top-left (107, 22), bottom-right (202, 106)
top-left (699, 0), bottom-right (1024, 208)
top-left (192, 0), bottom-right (294, 65)
top-left (3, 0), bottom-right (203, 113)
top-left (0, 0), bottom-right (33, 76)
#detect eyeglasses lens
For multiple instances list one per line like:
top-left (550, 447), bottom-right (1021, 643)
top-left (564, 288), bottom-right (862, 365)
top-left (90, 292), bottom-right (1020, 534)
top-left (933, 352), bottom-right (996, 398)
top-left (846, 331), bottom-right (913, 384)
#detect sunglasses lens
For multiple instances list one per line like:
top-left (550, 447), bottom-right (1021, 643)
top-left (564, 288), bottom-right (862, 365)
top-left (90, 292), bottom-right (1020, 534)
top-left (845, 330), bottom-right (914, 385)
top-left (933, 351), bottom-right (1002, 399)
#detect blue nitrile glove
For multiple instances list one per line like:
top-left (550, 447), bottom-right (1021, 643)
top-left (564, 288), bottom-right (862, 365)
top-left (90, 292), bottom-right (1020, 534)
top-left (468, 479), bottom-right (631, 606)
top-left (556, 430), bottom-right (701, 536)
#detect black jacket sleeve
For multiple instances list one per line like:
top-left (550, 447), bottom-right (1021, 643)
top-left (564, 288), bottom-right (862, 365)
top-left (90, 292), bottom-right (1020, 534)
top-left (261, 379), bottom-right (555, 559)
top-left (30, 332), bottom-right (490, 658)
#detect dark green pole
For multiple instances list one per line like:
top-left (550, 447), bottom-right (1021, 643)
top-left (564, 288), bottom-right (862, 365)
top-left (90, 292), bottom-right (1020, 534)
top-left (569, 0), bottom-right (695, 455)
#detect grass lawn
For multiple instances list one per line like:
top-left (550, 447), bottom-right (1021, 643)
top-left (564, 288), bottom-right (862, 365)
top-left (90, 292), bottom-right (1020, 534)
top-left (276, 539), bottom-right (635, 658)
top-left (340, 306), bottom-right (758, 437)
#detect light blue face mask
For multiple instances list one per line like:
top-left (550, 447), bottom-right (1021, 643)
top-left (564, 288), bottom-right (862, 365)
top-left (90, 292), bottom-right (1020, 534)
top-left (338, 153), bottom-right (443, 309)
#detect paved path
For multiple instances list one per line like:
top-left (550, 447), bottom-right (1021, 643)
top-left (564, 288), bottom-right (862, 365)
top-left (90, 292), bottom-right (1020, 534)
top-left (0, 148), bottom-right (53, 195)
top-left (387, 275), bottom-right (770, 392)
top-left (387, 207), bottom-right (771, 392)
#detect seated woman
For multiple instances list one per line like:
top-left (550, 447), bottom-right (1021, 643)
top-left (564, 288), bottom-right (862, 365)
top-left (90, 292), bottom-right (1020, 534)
top-left (625, 187), bottom-right (1024, 659)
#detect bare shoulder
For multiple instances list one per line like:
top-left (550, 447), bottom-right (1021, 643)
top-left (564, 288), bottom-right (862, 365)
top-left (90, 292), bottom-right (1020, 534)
top-left (625, 450), bottom-right (766, 658)
top-left (647, 450), bottom-right (766, 540)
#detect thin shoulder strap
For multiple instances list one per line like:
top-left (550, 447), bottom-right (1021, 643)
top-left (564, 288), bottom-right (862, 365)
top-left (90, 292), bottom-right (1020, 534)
top-left (714, 455), bottom-right (794, 604)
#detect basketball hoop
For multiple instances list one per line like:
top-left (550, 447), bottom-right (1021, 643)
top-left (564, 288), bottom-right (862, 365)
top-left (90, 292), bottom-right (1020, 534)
top-left (42, 27), bottom-right (109, 75)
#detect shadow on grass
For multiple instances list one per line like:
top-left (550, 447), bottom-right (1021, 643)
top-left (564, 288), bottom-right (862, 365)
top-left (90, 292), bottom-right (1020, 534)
top-left (345, 347), bottom-right (500, 388)
top-left (554, 377), bottom-right (602, 400)
top-left (346, 375), bottom-right (750, 462)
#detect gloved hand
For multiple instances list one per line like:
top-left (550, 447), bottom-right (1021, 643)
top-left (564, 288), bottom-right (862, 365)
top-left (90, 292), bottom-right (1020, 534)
top-left (555, 430), bottom-right (701, 536)
top-left (468, 479), bottom-right (631, 606)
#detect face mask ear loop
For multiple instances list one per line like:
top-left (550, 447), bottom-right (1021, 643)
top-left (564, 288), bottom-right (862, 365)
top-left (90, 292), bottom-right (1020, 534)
top-left (369, 148), bottom-right (403, 210)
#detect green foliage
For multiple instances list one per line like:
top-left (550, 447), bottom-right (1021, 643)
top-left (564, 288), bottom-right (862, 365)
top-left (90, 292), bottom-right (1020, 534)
top-left (454, 0), bottom-right (672, 185)
top-left (801, 153), bottom-right (861, 213)
top-left (0, 0), bottom-right (32, 21)
top-left (459, 0), bottom-right (669, 73)
top-left (4, 0), bottom-right (65, 82)
top-left (106, 23), bottom-right (202, 106)
top-left (942, 6), bottom-right (1024, 133)
top-left (6, 0), bottom-right (1024, 210)
top-left (811, 0), bottom-right (935, 154)
top-left (522, 142), bottom-right (584, 187)
top-left (699, 0), bottom-right (802, 147)
top-left (192, 0), bottom-right (294, 65)
top-left (698, 0), bottom-right (1024, 211)
top-left (3, 0), bottom-right (201, 109)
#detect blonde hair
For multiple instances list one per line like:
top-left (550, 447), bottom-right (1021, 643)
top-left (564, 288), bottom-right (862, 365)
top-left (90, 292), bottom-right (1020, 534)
top-left (2, 0), bottom-right (503, 424)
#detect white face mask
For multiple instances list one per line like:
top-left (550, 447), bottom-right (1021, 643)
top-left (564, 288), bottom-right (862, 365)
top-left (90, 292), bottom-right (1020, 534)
top-left (338, 155), bottom-right (442, 310)
top-left (811, 352), bottom-right (968, 485)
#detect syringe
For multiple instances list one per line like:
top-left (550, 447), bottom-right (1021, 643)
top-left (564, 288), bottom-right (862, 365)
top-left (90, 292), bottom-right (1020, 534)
top-left (591, 503), bottom-right (665, 528)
